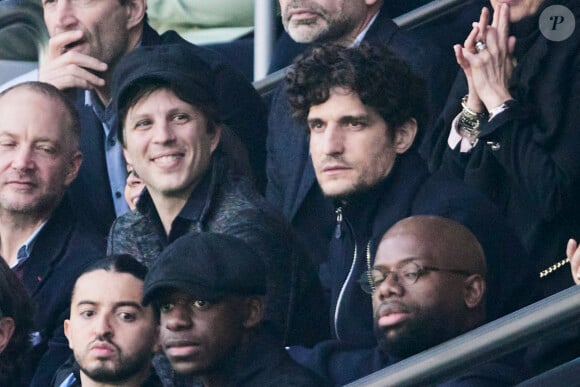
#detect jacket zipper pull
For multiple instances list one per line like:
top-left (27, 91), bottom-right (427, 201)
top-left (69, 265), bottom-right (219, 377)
top-left (334, 207), bottom-right (343, 239)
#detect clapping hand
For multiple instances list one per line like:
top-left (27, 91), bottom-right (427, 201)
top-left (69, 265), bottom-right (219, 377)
top-left (454, 4), bottom-right (516, 113)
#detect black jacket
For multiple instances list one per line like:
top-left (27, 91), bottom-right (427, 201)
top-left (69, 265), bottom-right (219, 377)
top-left (108, 154), bottom-right (327, 347)
top-left (215, 332), bottom-right (329, 387)
top-left (22, 196), bottom-right (106, 387)
top-left (325, 152), bottom-right (537, 345)
top-left (426, 0), bottom-right (580, 297)
top-left (290, 340), bottom-right (527, 386)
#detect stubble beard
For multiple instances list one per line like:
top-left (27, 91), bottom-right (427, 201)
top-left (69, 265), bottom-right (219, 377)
top-left (0, 191), bottom-right (59, 219)
top-left (79, 349), bottom-right (151, 384)
top-left (286, 10), bottom-right (355, 44)
top-left (374, 314), bottom-right (453, 360)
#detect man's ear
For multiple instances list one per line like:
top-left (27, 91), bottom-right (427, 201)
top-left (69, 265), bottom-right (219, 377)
top-left (63, 319), bottom-right (74, 350)
top-left (125, 0), bottom-right (146, 30)
top-left (123, 147), bottom-right (134, 167)
top-left (209, 124), bottom-right (223, 154)
top-left (242, 297), bottom-right (265, 329)
top-left (463, 274), bottom-right (486, 309)
top-left (64, 151), bottom-right (83, 186)
top-left (393, 118), bottom-right (417, 154)
top-left (0, 317), bottom-right (15, 353)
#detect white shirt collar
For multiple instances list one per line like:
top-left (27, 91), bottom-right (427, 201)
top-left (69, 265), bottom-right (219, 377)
top-left (351, 11), bottom-right (380, 47)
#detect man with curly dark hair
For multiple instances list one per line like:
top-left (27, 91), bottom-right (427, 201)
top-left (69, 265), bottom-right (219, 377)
top-left (266, 0), bottom-right (454, 293)
top-left (284, 43), bottom-right (537, 348)
top-left (286, 43), bottom-right (428, 145)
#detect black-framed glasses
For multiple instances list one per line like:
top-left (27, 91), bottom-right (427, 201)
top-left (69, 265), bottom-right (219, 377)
top-left (359, 262), bottom-right (472, 294)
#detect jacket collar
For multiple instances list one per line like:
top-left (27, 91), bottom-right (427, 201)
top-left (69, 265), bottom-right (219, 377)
top-left (330, 151), bottom-right (430, 251)
top-left (135, 153), bottom-right (226, 240)
top-left (22, 195), bottom-right (76, 295)
top-left (219, 332), bottom-right (283, 384)
top-left (141, 22), bottom-right (162, 46)
top-left (364, 8), bottom-right (400, 46)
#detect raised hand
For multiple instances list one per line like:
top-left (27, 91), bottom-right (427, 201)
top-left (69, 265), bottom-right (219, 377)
top-left (455, 4), bottom-right (516, 112)
top-left (454, 7), bottom-right (491, 113)
top-left (39, 29), bottom-right (108, 92)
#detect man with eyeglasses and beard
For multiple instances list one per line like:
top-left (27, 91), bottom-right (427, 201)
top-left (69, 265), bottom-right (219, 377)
top-left (292, 215), bottom-right (527, 385)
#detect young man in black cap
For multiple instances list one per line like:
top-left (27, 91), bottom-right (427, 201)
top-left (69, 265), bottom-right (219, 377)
top-left (142, 232), bottom-right (327, 387)
top-left (35, 0), bottom-right (268, 237)
top-left (107, 43), bottom-right (326, 348)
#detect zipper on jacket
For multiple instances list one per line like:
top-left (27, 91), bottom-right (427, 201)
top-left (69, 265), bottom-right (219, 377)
top-left (333, 235), bottom-right (372, 341)
top-left (334, 206), bottom-right (343, 239)
top-left (334, 241), bottom-right (357, 340)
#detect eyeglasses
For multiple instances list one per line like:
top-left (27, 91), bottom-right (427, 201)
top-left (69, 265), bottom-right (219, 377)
top-left (359, 262), bottom-right (472, 294)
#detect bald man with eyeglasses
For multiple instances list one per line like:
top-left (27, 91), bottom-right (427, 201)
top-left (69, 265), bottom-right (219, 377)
top-left (290, 215), bottom-right (528, 385)
top-left (368, 215), bottom-right (486, 360)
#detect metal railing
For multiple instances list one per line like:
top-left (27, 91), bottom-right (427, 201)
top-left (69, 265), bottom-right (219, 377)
top-left (346, 285), bottom-right (580, 386)
top-left (253, 0), bottom-right (276, 81)
top-left (252, 0), bottom-right (478, 94)
top-left (395, 0), bottom-right (478, 31)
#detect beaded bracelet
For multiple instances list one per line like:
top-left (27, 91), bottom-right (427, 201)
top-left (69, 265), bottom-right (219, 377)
top-left (539, 257), bottom-right (570, 278)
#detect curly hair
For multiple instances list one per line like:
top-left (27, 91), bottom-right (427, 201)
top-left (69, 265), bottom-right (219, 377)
top-left (286, 43), bottom-right (427, 138)
top-left (0, 259), bottom-right (33, 385)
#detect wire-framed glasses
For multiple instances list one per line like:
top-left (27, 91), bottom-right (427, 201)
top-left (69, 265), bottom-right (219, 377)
top-left (359, 262), bottom-right (472, 294)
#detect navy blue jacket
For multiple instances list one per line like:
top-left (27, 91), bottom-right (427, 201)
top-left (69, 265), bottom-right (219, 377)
top-left (290, 340), bottom-right (526, 386)
top-left (325, 151), bottom-right (537, 345)
top-left (22, 196), bottom-right (106, 387)
top-left (68, 23), bottom-right (268, 236)
top-left (220, 332), bottom-right (330, 387)
top-left (265, 9), bottom-right (454, 266)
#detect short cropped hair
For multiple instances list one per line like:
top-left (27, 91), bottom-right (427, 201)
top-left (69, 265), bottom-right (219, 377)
top-left (71, 254), bottom-right (154, 319)
top-left (117, 78), bottom-right (221, 146)
top-left (286, 43), bottom-right (428, 137)
top-left (76, 254), bottom-right (148, 283)
top-left (0, 259), bottom-right (33, 384)
top-left (0, 82), bottom-right (81, 150)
